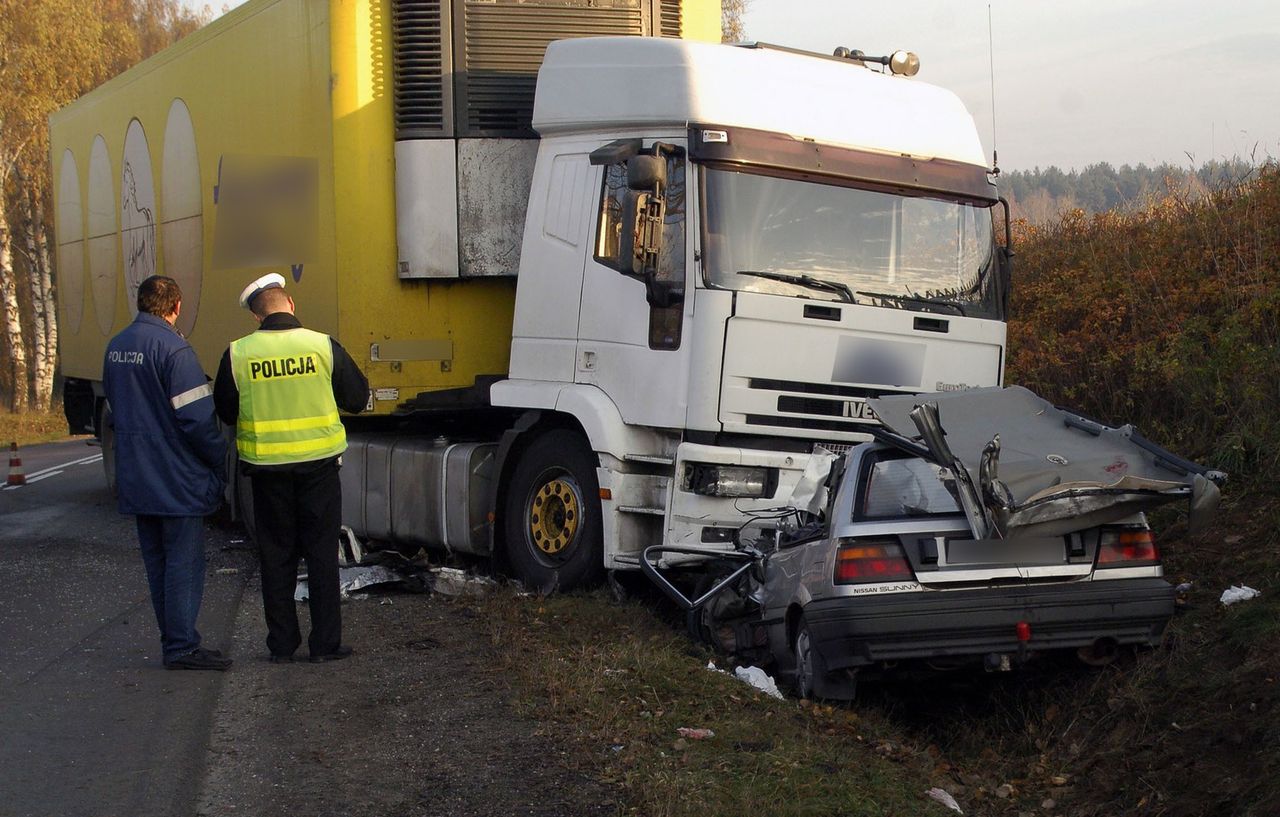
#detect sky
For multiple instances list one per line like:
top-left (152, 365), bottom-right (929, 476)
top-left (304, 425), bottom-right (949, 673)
top-left (743, 0), bottom-right (1280, 171)
top-left (190, 0), bottom-right (1280, 172)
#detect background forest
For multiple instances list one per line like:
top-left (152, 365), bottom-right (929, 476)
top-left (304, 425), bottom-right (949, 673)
top-left (0, 0), bottom-right (208, 413)
top-left (1, 0), bottom-right (1276, 493)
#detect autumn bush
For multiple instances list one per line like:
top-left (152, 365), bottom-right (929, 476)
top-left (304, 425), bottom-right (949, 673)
top-left (1006, 164), bottom-right (1280, 489)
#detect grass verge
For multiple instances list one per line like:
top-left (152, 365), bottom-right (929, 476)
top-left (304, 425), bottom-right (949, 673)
top-left (0, 410), bottom-right (71, 447)
top-left (464, 493), bottom-right (1279, 817)
top-left (475, 590), bottom-right (940, 817)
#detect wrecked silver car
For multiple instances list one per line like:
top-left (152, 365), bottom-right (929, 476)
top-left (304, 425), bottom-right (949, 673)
top-left (643, 386), bottom-right (1224, 700)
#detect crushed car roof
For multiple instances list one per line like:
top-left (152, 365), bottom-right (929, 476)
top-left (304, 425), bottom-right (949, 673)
top-left (868, 386), bottom-right (1224, 539)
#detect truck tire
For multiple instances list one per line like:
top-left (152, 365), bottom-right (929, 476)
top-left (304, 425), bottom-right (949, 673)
top-left (502, 429), bottom-right (604, 593)
top-left (99, 401), bottom-right (117, 496)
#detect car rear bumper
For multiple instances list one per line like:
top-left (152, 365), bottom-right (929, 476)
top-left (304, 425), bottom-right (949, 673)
top-left (804, 577), bottom-right (1175, 670)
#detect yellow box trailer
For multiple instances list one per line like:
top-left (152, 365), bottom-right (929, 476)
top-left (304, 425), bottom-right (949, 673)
top-left (53, 2), bottom-right (1017, 595)
top-left (52, 0), bottom-right (721, 425)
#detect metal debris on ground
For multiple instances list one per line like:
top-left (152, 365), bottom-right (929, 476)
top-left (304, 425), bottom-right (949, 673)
top-left (428, 566), bottom-right (498, 597)
top-left (292, 535), bottom-right (497, 602)
top-left (1220, 585), bottom-right (1261, 606)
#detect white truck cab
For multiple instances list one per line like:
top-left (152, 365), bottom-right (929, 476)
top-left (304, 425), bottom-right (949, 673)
top-left (490, 38), bottom-right (1010, 586)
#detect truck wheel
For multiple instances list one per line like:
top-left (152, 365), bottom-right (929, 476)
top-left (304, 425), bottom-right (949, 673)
top-left (99, 402), bottom-right (117, 496)
top-left (503, 429), bottom-right (604, 593)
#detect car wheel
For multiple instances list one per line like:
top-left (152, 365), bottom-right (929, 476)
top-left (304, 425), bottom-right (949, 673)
top-left (503, 429), bottom-right (604, 593)
top-left (794, 618), bottom-right (817, 699)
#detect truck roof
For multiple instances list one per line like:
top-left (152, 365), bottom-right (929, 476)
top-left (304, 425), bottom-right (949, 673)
top-left (533, 37), bottom-right (988, 167)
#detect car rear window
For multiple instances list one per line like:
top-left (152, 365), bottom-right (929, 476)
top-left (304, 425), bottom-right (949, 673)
top-left (861, 457), bottom-right (961, 518)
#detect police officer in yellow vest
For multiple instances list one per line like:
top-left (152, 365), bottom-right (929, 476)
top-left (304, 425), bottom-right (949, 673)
top-left (214, 273), bottom-right (369, 663)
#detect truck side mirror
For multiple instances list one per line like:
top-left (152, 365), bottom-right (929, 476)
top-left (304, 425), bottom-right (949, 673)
top-left (645, 279), bottom-right (684, 308)
top-left (996, 197), bottom-right (1014, 316)
top-left (627, 154), bottom-right (667, 190)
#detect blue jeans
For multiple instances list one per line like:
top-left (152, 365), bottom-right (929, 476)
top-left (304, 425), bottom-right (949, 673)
top-left (136, 515), bottom-right (206, 661)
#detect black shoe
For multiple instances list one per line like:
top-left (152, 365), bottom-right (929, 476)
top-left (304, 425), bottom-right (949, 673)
top-left (268, 653), bottom-right (295, 664)
top-left (165, 648), bottom-right (233, 671)
top-left (309, 646), bottom-right (354, 663)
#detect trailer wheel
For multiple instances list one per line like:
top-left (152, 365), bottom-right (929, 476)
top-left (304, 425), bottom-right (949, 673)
top-left (503, 429), bottom-right (604, 593)
top-left (99, 401), bottom-right (117, 496)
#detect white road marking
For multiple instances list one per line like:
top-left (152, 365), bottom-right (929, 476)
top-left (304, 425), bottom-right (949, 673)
top-left (4, 452), bottom-right (103, 489)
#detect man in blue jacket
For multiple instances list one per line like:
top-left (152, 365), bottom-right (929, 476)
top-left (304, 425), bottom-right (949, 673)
top-left (103, 275), bottom-right (231, 671)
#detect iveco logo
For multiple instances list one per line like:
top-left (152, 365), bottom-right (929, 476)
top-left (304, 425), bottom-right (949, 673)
top-left (842, 400), bottom-right (878, 421)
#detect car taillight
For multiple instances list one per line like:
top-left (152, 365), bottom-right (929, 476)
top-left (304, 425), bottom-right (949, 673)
top-left (1097, 528), bottom-right (1160, 566)
top-left (834, 540), bottom-right (914, 584)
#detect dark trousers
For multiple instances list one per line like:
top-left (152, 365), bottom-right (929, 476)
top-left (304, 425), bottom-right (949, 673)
top-left (250, 460), bottom-right (342, 657)
top-left (136, 515), bottom-right (206, 661)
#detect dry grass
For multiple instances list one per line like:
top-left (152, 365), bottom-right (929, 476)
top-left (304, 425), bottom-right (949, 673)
top-left (473, 589), bottom-right (936, 817)
top-left (0, 410), bottom-right (71, 447)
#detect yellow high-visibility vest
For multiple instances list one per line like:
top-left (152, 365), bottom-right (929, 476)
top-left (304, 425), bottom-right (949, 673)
top-left (229, 328), bottom-right (346, 465)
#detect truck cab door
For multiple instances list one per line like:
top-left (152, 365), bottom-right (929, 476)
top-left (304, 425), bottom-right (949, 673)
top-left (576, 140), bottom-right (693, 430)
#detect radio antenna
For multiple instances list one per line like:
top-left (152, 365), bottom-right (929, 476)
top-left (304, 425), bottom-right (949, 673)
top-left (988, 4), bottom-right (1000, 175)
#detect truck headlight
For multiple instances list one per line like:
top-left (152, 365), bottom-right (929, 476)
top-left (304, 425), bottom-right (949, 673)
top-left (682, 463), bottom-right (778, 498)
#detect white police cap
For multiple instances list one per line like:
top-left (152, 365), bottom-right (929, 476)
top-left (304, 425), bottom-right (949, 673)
top-left (238, 273), bottom-right (286, 310)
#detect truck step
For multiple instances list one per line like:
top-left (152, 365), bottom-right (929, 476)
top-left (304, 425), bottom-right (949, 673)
top-left (624, 454), bottom-right (675, 466)
top-left (617, 505), bottom-right (666, 516)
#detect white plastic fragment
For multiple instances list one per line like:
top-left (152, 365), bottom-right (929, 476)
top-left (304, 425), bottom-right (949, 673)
top-left (733, 665), bottom-right (784, 699)
top-left (926, 787), bottom-right (964, 814)
top-left (676, 727), bottom-right (715, 740)
top-left (1220, 585), bottom-right (1261, 606)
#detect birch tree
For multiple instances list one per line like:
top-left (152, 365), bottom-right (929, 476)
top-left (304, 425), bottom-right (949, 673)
top-left (0, 0), bottom-right (204, 410)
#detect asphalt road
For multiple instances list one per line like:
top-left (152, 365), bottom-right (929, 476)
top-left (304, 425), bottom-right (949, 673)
top-left (0, 438), bottom-right (255, 817)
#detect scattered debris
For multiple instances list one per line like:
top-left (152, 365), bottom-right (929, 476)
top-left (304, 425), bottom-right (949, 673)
top-left (925, 787), bottom-right (964, 814)
top-left (676, 727), bottom-right (715, 740)
top-left (429, 566), bottom-right (497, 597)
top-left (1221, 585), bottom-right (1261, 606)
top-left (295, 565), bottom-right (404, 602)
top-left (733, 665), bottom-right (784, 700)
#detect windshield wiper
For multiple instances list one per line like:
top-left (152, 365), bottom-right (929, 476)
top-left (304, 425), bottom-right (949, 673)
top-left (855, 290), bottom-right (968, 317)
top-left (738, 270), bottom-right (855, 304)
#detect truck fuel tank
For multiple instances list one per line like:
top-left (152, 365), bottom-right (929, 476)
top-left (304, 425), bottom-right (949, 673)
top-left (341, 435), bottom-right (496, 556)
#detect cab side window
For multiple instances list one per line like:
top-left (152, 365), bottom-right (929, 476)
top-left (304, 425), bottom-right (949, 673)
top-left (593, 153), bottom-right (686, 350)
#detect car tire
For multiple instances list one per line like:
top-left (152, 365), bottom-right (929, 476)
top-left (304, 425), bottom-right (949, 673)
top-left (793, 618), bottom-right (818, 699)
top-left (502, 429), bottom-right (604, 594)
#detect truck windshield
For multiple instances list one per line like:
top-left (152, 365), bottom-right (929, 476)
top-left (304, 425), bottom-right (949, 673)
top-left (700, 167), bottom-right (1000, 318)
